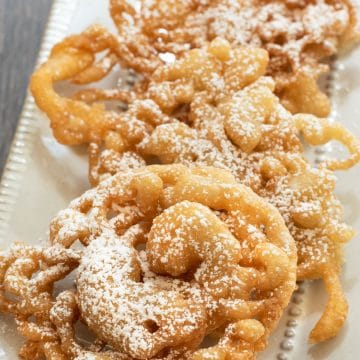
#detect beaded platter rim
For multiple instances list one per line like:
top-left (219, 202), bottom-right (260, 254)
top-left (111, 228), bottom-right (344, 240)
top-left (0, 1), bottom-right (345, 359)
top-left (0, 0), bottom-right (79, 242)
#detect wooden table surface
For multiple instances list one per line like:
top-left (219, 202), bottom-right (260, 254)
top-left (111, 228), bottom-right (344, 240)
top-left (0, 0), bottom-right (53, 177)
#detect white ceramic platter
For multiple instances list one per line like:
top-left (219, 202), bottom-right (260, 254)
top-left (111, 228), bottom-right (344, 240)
top-left (0, 1), bottom-right (359, 359)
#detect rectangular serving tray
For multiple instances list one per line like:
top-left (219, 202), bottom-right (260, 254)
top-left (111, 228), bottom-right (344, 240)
top-left (0, 1), bottom-right (360, 359)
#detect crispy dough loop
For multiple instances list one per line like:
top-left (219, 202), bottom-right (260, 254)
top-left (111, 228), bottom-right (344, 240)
top-left (30, 25), bottom-right (123, 145)
top-left (30, 24), bottom-right (170, 153)
top-left (0, 244), bottom-right (80, 360)
top-left (309, 268), bottom-right (348, 343)
top-left (219, 79), bottom-right (276, 153)
top-left (294, 114), bottom-right (360, 171)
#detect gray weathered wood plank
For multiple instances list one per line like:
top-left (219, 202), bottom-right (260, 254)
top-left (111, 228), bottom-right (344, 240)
top-left (0, 0), bottom-right (53, 176)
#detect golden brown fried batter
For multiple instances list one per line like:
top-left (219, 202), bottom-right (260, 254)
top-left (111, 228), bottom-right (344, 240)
top-left (110, 0), bottom-right (359, 116)
top-left (1, 165), bottom-right (297, 359)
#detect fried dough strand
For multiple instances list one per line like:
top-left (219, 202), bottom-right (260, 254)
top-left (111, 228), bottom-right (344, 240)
top-left (0, 244), bottom-right (80, 359)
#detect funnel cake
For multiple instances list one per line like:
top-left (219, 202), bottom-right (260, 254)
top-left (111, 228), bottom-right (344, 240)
top-left (110, 0), bottom-right (359, 116)
top-left (30, 35), bottom-right (360, 183)
top-left (1, 165), bottom-right (297, 359)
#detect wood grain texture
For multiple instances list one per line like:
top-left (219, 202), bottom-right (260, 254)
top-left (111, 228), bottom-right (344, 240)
top-left (0, 0), bottom-right (53, 176)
